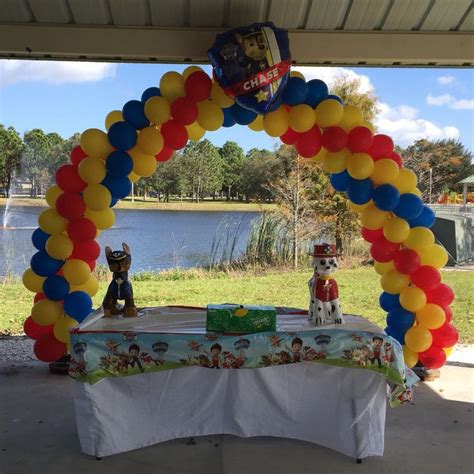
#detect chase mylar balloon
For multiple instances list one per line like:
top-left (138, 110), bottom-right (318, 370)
top-left (208, 22), bottom-right (291, 115)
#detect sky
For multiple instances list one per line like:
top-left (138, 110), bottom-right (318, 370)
top-left (0, 59), bottom-right (473, 153)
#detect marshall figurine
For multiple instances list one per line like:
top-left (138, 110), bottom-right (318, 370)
top-left (102, 243), bottom-right (137, 318)
top-left (308, 243), bottom-right (344, 325)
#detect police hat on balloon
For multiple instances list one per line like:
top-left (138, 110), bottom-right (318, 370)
top-left (208, 22), bottom-right (291, 115)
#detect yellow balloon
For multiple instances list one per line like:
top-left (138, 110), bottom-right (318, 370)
top-left (137, 126), bottom-right (164, 156)
top-left (347, 199), bottom-right (372, 213)
top-left (129, 148), bottom-right (157, 177)
top-left (22, 268), bottom-right (46, 293)
top-left (371, 159), bottom-right (400, 185)
top-left (159, 71), bottom-right (185, 102)
top-left (314, 99), bottom-right (343, 128)
top-left (323, 149), bottom-right (349, 173)
top-left (400, 287), bottom-right (427, 312)
top-left (346, 153), bottom-right (374, 179)
top-left (78, 157), bottom-right (107, 184)
top-left (310, 148), bottom-right (326, 163)
top-left (393, 168), bottom-right (418, 193)
top-left (405, 326), bottom-right (433, 353)
top-left (63, 259), bottom-right (91, 285)
top-left (210, 82), bottom-right (235, 108)
top-left (80, 128), bottom-right (112, 159)
top-left (443, 346), bottom-right (454, 357)
top-left (418, 244), bottom-right (448, 268)
top-left (383, 217), bottom-right (410, 243)
top-left (416, 303), bottom-right (446, 330)
top-left (31, 299), bottom-right (63, 326)
top-left (45, 234), bottom-right (73, 260)
top-left (182, 65), bottom-right (203, 79)
top-left (53, 315), bottom-right (78, 343)
top-left (105, 110), bottom-right (123, 130)
top-left (404, 227), bottom-right (435, 251)
top-left (263, 106), bottom-right (289, 137)
top-left (71, 275), bottom-right (99, 297)
top-left (374, 260), bottom-right (394, 275)
top-left (38, 208), bottom-right (68, 235)
top-left (85, 207), bottom-right (115, 230)
top-left (45, 185), bottom-right (63, 207)
top-left (361, 121), bottom-right (375, 133)
top-left (197, 101), bottom-right (224, 131)
top-left (361, 204), bottom-right (388, 230)
top-left (248, 115), bottom-right (264, 132)
top-left (403, 345), bottom-right (418, 369)
top-left (339, 105), bottom-right (364, 131)
top-left (381, 269), bottom-right (410, 294)
top-left (288, 104), bottom-right (315, 133)
top-left (83, 184), bottom-right (112, 211)
top-left (128, 171), bottom-right (140, 183)
top-left (412, 187), bottom-right (422, 197)
top-left (290, 70), bottom-right (305, 80)
top-left (144, 96), bottom-right (171, 125)
top-left (186, 121), bottom-right (206, 141)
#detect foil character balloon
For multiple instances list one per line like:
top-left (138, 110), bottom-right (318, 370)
top-left (208, 22), bottom-right (291, 115)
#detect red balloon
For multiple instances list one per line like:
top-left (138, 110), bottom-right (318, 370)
top-left (34, 292), bottom-right (46, 303)
top-left (393, 249), bottom-right (421, 274)
top-left (67, 217), bottom-right (97, 242)
top-left (427, 283), bottom-right (454, 306)
top-left (321, 127), bottom-right (347, 152)
top-left (56, 165), bottom-right (87, 193)
top-left (71, 240), bottom-right (101, 261)
top-left (431, 323), bottom-right (459, 348)
top-left (55, 192), bottom-right (86, 221)
top-left (280, 127), bottom-right (298, 145)
top-left (24, 316), bottom-right (53, 340)
top-left (389, 151), bottom-right (402, 168)
top-left (70, 145), bottom-right (87, 166)
top-left (34, 333), bottom-right (67, 362)
top-left (347, 126), bottom-right (373, 153)
top-left (295, 126), bottom-right (322, 158)
top-left (369, 134), bottom-right (394, 160)
top-left (155, 146), bottom-right (174, 162)
top-left (171, 97), bottom-right (199, 125)
top-left (361, 227), bottom-right (384, 244)
top-left (184, 71), bottom-right (212, 102)
top-left (370, 238), bottom-right (400, 263)
top-left (418, 346), bottom-right (447, 369)
top-left (87, 260), bottom-right (96, 271)
top-left (410, 265), bottom-right (441, 291)
top-left (161, 120), bottom-right (188, 150)
top-left (443, 306), bottom-right (453, 323)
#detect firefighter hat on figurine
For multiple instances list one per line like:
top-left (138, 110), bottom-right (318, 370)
top-left (308, 243), bottom-right (338, 258)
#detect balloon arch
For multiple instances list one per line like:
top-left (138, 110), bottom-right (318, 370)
top-left (22, 66), bottom-right (458, 369)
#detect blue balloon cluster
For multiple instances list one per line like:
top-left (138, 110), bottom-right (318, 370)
top-left (141, 87), bottom-right (160, 103)
top-left (64, 291), bottom-right (93, 322)
top-left (347, 178), bottom-right (373, 205)
top-left (106, 151), bottom-right (133, 177)
top-left (108, 121), bottom-right (137, 151)
top-left (282, 77), bottom-right (308, 106)
top-left (30, 251), bottom-right (64, 277)
top-left (32, 228), bottom-right (50, 251)
top-left (123, 100), bottom-right (149, 130)
top-left (373, 184), bottom-right (400, 211)
top-left (43, 275), bottom-right (70, 301)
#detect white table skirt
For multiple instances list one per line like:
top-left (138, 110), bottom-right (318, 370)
top-left (73, 363), bottom-right (386, 459)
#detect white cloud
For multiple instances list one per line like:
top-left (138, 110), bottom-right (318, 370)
top-left (438, 75), bottom-right (455, 85)
top-left (375, 102), bottom-right (460, 145)
top-left (426, 93), bottom-right (474, 110)
top-left (451, 99), bottom-right (474, 110)
top-left (0, 60), bottom-right (117, 87)
top-left (426, 93), bottom-right (454, 106)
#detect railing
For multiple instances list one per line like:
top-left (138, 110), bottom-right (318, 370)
top-left (429, 204), bottom-right (473, 216)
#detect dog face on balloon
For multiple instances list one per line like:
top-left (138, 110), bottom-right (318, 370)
top-left (311, 256), bottom-right (338, 278)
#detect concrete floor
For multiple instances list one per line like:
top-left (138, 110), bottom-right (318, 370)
top-left (0, 362), bottom-right (473, 474)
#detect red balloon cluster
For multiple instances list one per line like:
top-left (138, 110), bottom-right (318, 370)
top-left (70, 145), bottom-right (88, 166)
top-left (370, 237), bottom-right (400, 263)
top-left (184, 71), bottom-right (212, 102)
top-left (56, 164), bottom-right (87, 193)
top-left (369, 134), bottom-right (394, 160)
top-left (347, 126), bottom-right (373, 153)
top-left (361, 227), bottom-right (383, 244)
top-left (393, 249), bottom-right (421, 274)
top-left (427, 283), bottom-right (455, 307)
top-left (67, 217), bottom-right (97, 242)
top-left (321, 127), bottom-right (347, 152)
top-left (71, 240), bottom-right (101, 261)
top-left (295, 126), bottom-right (322, 158)
top-left (161, 120), bottom-right (188, 150)
top-left (171, 97), bottom-right (198, 125)
top-left (24, 316), bottom-right (53, 340)
top-left (411, 265), bottom-right (441, 290)
top-left (55, 192), bottom-right (86, 221)
top-left (155, 146), bottom-right (174, 162)
top-left (33, 333), bottom-right (67, 362)
top-left (280, 127), bottom-right (298, 145)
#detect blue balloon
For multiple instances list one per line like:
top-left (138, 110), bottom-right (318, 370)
top-left (387, 307), bottom-right (415, 332)
top-left (330, 170), bottom-right (351, 192)
top-left (230, 103), bottom-right (257, 125)
top-left (64, 291), bottom-right (93, 322)
top-left (106, 151), bottom-right (133, 177)
top-left (102, 175), bottom-right (132, 199)
top-left (32, 228), bottom-right (50, 251)
top-left (141, 87), bottom-right (161, 103)
top-left (222, 107), bottom-right (237, 127)
top-left (108, 121), bottom-right (137, 151)
top-left (328, 94), bottom-right (343, 104)
top-left (30, 251), bottom-right (64, 277)
top-left (282, 77), bottom-right (308, 106)
top-left (373, 184), bottom-right (400, 211)
top-left (379, 292), bottom-right (401, 312)
top-left (305, 79), bottom-right (329, 107)
top-left (347, 178), bottom-right (373, 205)
top-left (122, 100), bottom-right (149, 130)
top-left (43, 275), bottom-right (70, 301)
top-left (384, 326), bottom-right (406, 345)
top-left (408, 205), bottom-right (435, 228)
top-left (394, 193), bottom-right (423, 220)
top-left (110, 197), bottom-right (119, 208)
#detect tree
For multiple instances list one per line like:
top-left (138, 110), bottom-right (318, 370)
top-left (141, 153), bottom-right (183, 202)
top-left (219, 141), bottom-right (246, 200)
top-left (0, 125), bottom-right (24, 197)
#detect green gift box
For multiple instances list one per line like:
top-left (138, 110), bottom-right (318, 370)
top-left (206, 304), bottom-right (276, 333)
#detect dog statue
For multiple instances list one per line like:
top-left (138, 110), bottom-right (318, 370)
top-left (102, 243), bottom-right (137, 318)
top-left (308, 243), bottom-right (343, 326)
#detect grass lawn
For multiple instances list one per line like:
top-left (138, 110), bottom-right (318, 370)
top-left (1, 267), bottom-right (473, 342)
top-left (0, 197), bottom-right (276, 213)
